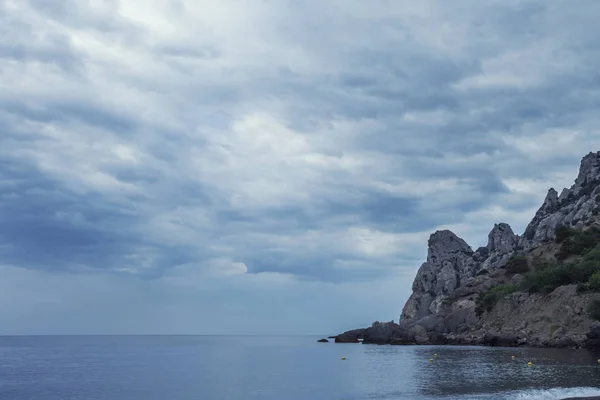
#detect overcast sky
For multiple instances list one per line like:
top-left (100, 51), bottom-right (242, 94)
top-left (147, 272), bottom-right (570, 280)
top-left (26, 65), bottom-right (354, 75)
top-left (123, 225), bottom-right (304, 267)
top-left (2, 0), bottom-right (600, 335)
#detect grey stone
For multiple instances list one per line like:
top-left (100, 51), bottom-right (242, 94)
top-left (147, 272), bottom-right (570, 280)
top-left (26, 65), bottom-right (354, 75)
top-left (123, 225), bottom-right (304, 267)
top-left (334, 328), bottom-right (365, 343)
top-left (487, 223), bottom-right (518, 255)
top-left (520, 151), bottom-right (600, 249)
top-left (362, 321), bottom-right (400, 344)
top-left (395, 152), bottom-right (600, 348)
top-left (335, 152), bottom-right (600, 348)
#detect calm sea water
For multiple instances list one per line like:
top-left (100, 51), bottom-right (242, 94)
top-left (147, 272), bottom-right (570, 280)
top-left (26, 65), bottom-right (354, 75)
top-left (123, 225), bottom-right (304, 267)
top-left (1, 336), bottom-right (600, 400)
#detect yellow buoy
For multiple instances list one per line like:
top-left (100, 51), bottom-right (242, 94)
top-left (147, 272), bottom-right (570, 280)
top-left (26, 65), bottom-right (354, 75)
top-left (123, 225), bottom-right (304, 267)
top-left (527, 361), bottom-right (532, 366)
top-left (429, 358), bottom-right (433, 362)
top-left (511, 356), bottom-right (515, 360)
top-left (434, 353), bottom-right (438, 357)
top-left (597, 359), bottom-right (599, 363)
top-left (341, 357), bottom-right (346, 360)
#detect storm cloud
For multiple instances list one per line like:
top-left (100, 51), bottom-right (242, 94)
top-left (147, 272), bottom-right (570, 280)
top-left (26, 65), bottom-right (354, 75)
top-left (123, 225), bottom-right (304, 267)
top-left (1, 0), bottom-right (600, 333)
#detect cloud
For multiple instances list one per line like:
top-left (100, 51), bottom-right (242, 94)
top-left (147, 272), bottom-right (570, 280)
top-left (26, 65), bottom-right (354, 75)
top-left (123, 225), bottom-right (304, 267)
top-left (0, 262), bottom-right (405, 335)
top-left (2, 0), bottom-right (600, 332)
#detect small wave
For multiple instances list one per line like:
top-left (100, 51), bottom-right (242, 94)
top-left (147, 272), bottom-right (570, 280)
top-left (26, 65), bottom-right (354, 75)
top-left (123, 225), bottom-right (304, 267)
top-left (504, 386), bottom-right (600, 400)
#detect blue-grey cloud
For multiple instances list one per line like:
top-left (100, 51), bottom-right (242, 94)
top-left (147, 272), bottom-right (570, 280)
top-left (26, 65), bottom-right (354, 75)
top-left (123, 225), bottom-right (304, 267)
top-left (2, 0), bottom-right (600, 332)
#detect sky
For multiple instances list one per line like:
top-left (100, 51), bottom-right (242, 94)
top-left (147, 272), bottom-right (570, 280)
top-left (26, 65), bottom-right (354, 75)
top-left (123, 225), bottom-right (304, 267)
top-left (2, 0), bottom-right (600, 335)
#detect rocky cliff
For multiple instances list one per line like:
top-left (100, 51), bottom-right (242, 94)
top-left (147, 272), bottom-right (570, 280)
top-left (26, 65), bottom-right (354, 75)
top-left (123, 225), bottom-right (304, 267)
top-left (336, 151), bottom-right (600, 348)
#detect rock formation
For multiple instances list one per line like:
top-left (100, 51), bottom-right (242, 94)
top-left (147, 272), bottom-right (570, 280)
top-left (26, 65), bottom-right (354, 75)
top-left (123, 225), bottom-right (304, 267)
top-left (523, 152), bottom-right (600, 247)
top-left (335, 151), bottom-right (600, 348)
top-left (334, 328), bottom-right (365, 343)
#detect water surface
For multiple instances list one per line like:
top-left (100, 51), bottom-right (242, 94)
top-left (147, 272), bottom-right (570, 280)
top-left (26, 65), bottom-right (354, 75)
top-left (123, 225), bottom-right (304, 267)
top-left (0, 335), bottom-right (599, 399)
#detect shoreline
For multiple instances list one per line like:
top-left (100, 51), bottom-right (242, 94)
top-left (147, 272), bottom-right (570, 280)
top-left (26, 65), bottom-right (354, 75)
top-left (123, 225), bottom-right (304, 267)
top-left (562, 398), bottom-right (600, 400)
top-left (332, 341), bottom-right (595, 350)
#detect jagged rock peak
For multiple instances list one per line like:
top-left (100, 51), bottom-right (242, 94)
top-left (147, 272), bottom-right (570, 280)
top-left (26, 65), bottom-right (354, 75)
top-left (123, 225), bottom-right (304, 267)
top-left (576, 151), bottom-right (600, 187)
top-left (486, 223), bottom-right (517, 254)
top-left (427, 230), bottom-right (473, 263)
top-left (520, 151), bottom-right (600, 247)
top-left (542, 188), bottom-right (559, 212)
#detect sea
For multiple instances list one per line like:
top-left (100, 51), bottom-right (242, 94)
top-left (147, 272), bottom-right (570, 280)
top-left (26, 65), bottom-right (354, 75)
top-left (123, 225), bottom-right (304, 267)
top-left (0, 335), bottom-right (600, 400)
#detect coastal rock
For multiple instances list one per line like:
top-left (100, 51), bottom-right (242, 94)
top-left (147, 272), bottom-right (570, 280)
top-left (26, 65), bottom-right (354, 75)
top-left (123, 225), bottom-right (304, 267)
top-left (397, 222), bottom-right (518, 344)
top-left (409, 324), bottom-right (429, 344)
top-left (487, 223), bottom-right (518, 254)
top-left (480, 223), bottom-right (518, 271)
top-left (443, 302), bottom-right (477, 333)
top-left (334, 152), bottom-right (600, 348)
top-left (521, 151), bottom-right (600, 249)
top-left (473, 285), bottom-right (597, 348)
top-left (317, 338), bottom-right (329, 343)
top-left (362, 321), bottom-right (400, 344)
top-left (561, 397), bottom-right (600, 400)
top-left (452, 275), bottom-right (495, 298)
top-left (584, 323), bottom-right (600, 349)
top-left (400, 230), bottom-right (474, 321)
top-left (334, 328), bottom-right (365, 343)
top-left (481, 333), bottom-right (519, 347)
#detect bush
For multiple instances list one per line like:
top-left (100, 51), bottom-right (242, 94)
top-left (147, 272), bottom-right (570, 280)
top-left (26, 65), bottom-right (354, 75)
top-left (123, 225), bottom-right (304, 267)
top-left (505, 256), bottom-right (529, 274)
top-left (575, 260), bottom-right (600, 281)
top-left (520, 264), bottom-right (568, 293)
top-left (475, 285), bottom-right (519, 316)
top-left (516, 234), bottom-right (600, 294)
top-left (555, 226), bottom-right (575, 243)
top-left (557, 229), bottom-right (600, 260)
top-left (534, 261), bottom-right (556, 271)
top-left (520, 252), bottom-right (600, 294)
top-left (584, 245), bottom-right (600, 262)
top-left (476, 269), bottom-right (489, 276)
top-left (587, 299), bottom-right (600, 321)
top-left (589, 272), bottom-right (600, 291)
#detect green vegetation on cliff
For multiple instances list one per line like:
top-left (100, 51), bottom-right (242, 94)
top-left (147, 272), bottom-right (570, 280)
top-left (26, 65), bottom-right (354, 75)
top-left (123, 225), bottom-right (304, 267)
top-left (589, 271), bottom-right (600, 291)
top-left (505, 255), bottom-right (529, 274)
top-left (555, 226), bottom-right (600, 260)
top-left (512, 227), bottom-right (600, 295)
top-left (475, 284), bottom-right (519, 316)
top-left (477, 226), bottom-right (600, 316)
top-left (521, 244), bottom-right (600, 294)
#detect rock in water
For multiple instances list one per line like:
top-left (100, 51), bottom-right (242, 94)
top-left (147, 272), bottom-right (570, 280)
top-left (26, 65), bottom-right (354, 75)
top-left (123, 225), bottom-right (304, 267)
top-left (334, 328), bottom-right (365, 343)
top-left (363, 321), bottom-right (401, 344)
top-left (317, 338), bottom-right (329, 343)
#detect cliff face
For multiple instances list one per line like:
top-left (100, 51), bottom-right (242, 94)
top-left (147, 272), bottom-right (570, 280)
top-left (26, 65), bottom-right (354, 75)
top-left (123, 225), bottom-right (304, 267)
top-left (522, 151), bottom-right (600, 248)
top-left (394, 151), bottom-right (600, 348)
top-left (400, 223), bottom-right (518, 323)
top-left (336, 151), bottom-right (600, 348)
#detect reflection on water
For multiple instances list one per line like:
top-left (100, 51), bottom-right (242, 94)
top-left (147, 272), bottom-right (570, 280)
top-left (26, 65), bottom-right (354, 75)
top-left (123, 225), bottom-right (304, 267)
top-left (416, 346), bottom-right (600, 397)
top-left (0, 336), bottom-right (599, 400)
top-left (367, 345), bottom-right (600, 399)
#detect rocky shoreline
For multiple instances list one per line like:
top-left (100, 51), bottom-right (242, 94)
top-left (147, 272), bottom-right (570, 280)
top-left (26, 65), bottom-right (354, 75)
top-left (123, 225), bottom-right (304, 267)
top-left (562, 398), bottom-right (600, 400)
top-left (334, 152), bottom-right (600, 349)
top-left (334, 319), bottom-right (600, 348)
